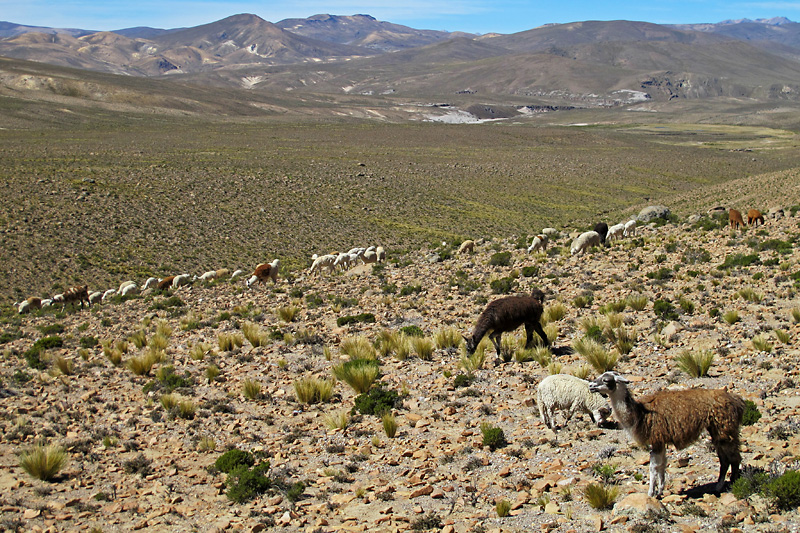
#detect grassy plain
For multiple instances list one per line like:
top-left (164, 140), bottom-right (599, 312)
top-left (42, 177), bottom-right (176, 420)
top-left (1, 105), bottom-right (800, 302)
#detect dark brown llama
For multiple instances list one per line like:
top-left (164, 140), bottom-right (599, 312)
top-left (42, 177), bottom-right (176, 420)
top-left (464, 288), bottom-right (549, 356)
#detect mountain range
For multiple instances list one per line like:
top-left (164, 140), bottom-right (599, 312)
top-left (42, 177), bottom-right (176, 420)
top-left (3, 13), bottom-right (800, 118)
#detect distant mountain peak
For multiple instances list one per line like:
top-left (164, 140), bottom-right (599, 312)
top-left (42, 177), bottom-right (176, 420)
top-left (718, 16), bottom-right (793, 25)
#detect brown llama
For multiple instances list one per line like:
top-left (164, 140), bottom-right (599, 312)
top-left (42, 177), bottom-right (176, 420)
top-left (590, 372), bottom-right (745, 498)
top-left (729, 209), bottom-right (745, 229)
top-left (247, 259), bottom-right (280, 287)
top-left (747, 209), bottom-right (764, 226)
top-left (157, 276), bottom-right (175, 291)
top-left (464, 288), bottom-right (549, 356)
top-left (62, 285), bottom-right (90, 309)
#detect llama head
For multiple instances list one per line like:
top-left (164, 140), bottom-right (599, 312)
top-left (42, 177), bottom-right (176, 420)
top-left (589, 371), bottom-right (629, 396)
top-left (463, 335), bottom-right (478, 355)
top-left (530, 288), bottom-right (546, 304)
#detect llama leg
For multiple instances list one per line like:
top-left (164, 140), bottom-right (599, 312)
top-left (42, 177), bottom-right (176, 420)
top-left (490, 332), bottom-right (502, 356)
top-left (715, 441), bottom-right (741, 492)
top-left (649, 446), bottom-right (667, 498)
top-left (527, 320), bottom-right (550, 348)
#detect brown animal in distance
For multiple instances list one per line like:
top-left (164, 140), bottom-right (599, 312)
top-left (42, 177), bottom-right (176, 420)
top-left (464, 288), bottom-right (549, 356)
top-left (747, 209), bottom-right (764, 226)
top-left (729, 209), bottom-right (745, 229)
top-left (62, 285), bottom-right (90, 309)
top-left (247, 259), bottom-right (280, 287)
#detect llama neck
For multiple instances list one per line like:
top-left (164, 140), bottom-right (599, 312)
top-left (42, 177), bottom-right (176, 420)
top-left (608, 387), bottom-right (640, 431)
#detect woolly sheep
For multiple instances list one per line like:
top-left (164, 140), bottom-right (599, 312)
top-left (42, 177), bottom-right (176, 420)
top-left (41, 299), bottom-right (53, 308)
top-left (607, 223), bottom-right (625, 241)
top-left (376, 246), bottom-right (386, 263)
top-left (142, 277), bottom-right (158, 290)
top-left (120, 284), bottom-right (138, 297)
top-left (527, 234), bottom-right (548, 253)
top-left (88, 291), bottom-right (103, 305)
top-left (119, 280), bottom-right (136, 294)
top-left (333, 252), bottom-right (351, 271)
top-left (590, 372), bottom-right (745, 498)
top-left (172, 274), bottom-right (191, 288)
top-left (570, 231), bottom-right (601, 255)
top-left (458, 240), bottom-right (475, 254)
top-left (537, 374), bottom-right (610, 430)
top-left (230, 269), bottom-right (245, 281)
top-left (542, 228), bottom-right (559, 239)
top-left (102, 289), bottom-right (116, 301)
top-left (623, 219), bottom-right (637, 237)
top-left (215, 268), bottom-right (231, 279)
top-left (310, 254), bottom-right (337, 274)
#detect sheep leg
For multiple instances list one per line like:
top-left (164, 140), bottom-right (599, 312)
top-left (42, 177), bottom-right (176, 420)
top-left (648, 446), bottom-right (667, 498)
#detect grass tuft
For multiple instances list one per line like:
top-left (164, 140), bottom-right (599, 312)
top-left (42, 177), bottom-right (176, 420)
top-left (19, 444), bottom-right (68, 482)
top-left (675, 349), bottom-right (714, 377)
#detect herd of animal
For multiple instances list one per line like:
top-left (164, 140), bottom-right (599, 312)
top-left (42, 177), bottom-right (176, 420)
top-left (14, 205), bottom-right (773, 499)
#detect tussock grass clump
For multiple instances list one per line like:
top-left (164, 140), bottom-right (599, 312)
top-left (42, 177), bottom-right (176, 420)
top-left (751, 334), bottom-right (773, 353)
top-left (150, 333), bottom-right (169, 352)
top-left (242, 378), bottom-right (263, 400)
top-left (573, 337), bottom-right (617, 373)
top-left (774, 329), bottom-right (790, 344)
top-left (276, 305), bottom-right (301, 323)
top-left (218, 332), bottom-right (244, 352)
top-left (242, 322), bottom-right (269, 348)
top-left (583, 482), bottom-right (618, 509)
top-left (626, 293), bottom-right (648, 311)
top-left (791, 308), bottom-right (800, 324)
top-left (340, 335), bottom-right (378, 360)
top-left (737, 287), bottom-right (763, 303)
top-left (529, 346), bottom-right (553, 368)
top-left (126, 351), bottom-right (159, 376)
top-left (323, 410), bottom-right (350, 430)
top-left (496, 499), bottom-right (511, 517)
top-left (205, 364), bottom-right (220, 383)
top-left (459, 344), bottom-right (488, 373)
top-left (176, 399), bottom-right (196, 420)
top-left (570, 364), bottom-right (592, 380)
top-left (129, 330), bottom-right (148, 349)
top-left (332, 358), bottom-right (380, 394)
top-left (189, 342), bottom-right (212, 361)
top-left (155, 320), bottom-right (173, 338)
top-left (542, 301), bottom-right (567, 324)
top-left (53, 355), bottom-right (74, 376)
top-left (433, 327), bottom-right (463, 350)
top-left (197, 436), bottom-right (216, 452)
top-left (19, 444), bottom-right (67, 482)
top-left (722, 310), bottom-right (740, 324)
top-left (675, 349), bottom-right (714, 377)
top-left (611, 326), bottom-right (637, 355)
top-left (547, 362), bottom-right (563, 375)
top-left (160, 393), bottom-right (179, 410)
top-left (410, 336), bottom-right (435, 360)
top-left (293, 376), bottom-right (335, 404)
top-left (543, 323), bottom-right (560, 345)
top-left (382, 413), bottom-right (398, 438)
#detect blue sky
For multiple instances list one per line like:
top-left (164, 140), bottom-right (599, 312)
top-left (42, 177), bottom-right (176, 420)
top-left (1, 0), bottom-right (797, 35)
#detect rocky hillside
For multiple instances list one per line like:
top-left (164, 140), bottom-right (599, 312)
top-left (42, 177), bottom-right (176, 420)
top-left (0, 193), bottom-right (799, 532)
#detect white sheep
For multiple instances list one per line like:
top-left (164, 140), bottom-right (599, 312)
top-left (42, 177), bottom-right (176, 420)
top-left (333, 252), bottom-right (351, 271)
top-left (607, 223), bottom-right (625, 241)
top-left (537, 374), bottom-right (611, 430)
top-left (102, 289), bottom-right (116, 301)
top-left (196, 270), bottom-right (217, 282)
top-left (172, 274), bottom-right (191, 288)
top-left (120, 283), bottom-right (138, 297)
top-left (119, 280), bottom-right (136, 294)
top-left (309, 254), bottom-right (337, 274)
top-left (458, 240), bottom-right (475, 254)
top-left (570, 231), bottom-right (601, 255)
top-left (527, 234), bottom-right (548, 253)
top-left (542, 228), bottom-right (559, 239)
top-left (376, 245), bottom-right (386, 263)
top-left (624, 219), bottom-right (637, 237)
top-left (88, 291), bottom-right (103, 305)
top-left (230, 269), bottom-right (245, 281)
top-left (142, 277), bottom-right (158, 290)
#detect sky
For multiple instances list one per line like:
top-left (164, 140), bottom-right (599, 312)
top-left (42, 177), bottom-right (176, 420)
top-left (1, 0), bottom-right (798, 35)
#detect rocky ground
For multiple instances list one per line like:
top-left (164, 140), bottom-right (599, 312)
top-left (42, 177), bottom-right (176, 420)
top-left (1, 203), bottom-right (799, 533)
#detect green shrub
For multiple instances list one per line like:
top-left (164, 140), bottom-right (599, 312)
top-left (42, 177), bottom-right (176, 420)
top-left (215, 449), bottom-right (255, 474)
top-left (352, 386), bottom-right (399, 417)
top-left (226, 462), bottom-right (272, 503)
top-left (488, 251), bottom-right (512, 266)
top-left (653, 300), bottom-right (679, 321)
top-left (765, 470), bottom-right (800, 510)
top-left (521, 265), bottom-right (539, 277)
top-left (718, 253), bottom-right (760, 270)
top-left (286, 481), bottom-right (305, 503)
top-left (399, 284), bottom-right (423, 296)
top-left (453, 373), bottom-right (474, 388)
top-left (149, 296), bottom-right (185, 310)
top-left (400, 325), bottom-right (424, 337)
top-left (731, 466), bottom-right (771, 500)
top-left (490, 276), bottom-right (517, 294)
top-left (336, 313), bottom-right (376, 327)
top-left (741, 400), bottom-right (761, 426)
top-left (480, 423), bottom-right (507, 451)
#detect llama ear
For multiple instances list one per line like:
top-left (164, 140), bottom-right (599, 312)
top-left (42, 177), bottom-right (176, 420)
top-left (613, 373), bottom-right (630, 384)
